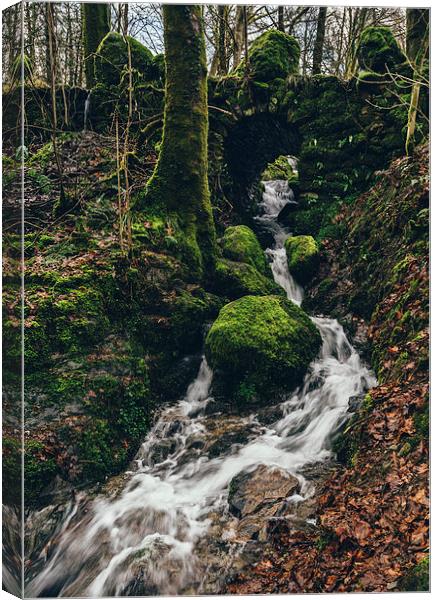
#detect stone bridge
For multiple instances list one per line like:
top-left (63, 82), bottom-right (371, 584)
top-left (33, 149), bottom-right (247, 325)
top-left (3, 26), bottom-right (425, 230)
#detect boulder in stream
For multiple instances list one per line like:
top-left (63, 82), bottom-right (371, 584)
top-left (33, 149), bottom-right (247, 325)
top-left (220, 225), bottom-right (269, 275)
top-left (285, 235), bottom-right (320, 284)
top-left (205, 295), bottom-right (321, 402)
top-left (213, 258), bottom-right (283, 300)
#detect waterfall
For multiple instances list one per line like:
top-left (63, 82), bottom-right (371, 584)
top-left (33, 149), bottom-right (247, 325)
top-left (83, 92), bottom-right (91, 132)
top-left (24, 178), bottom-right (376, 598)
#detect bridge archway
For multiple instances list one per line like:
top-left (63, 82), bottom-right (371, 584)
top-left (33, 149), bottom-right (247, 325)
top-left (220, 113), bottom-right (300, 220)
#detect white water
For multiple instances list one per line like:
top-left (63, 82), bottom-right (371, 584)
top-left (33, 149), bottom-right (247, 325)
top-left (25, 179), bottom-right (376, 598)
top-left (83, 92), bottom-right (91, 132)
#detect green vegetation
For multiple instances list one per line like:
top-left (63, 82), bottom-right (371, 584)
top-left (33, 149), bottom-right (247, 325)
top-left (285, 235), bottom-right (320, 284)
top-left (398, 556), bottom-right (429, 591)
top-left (220, 225), bottom-right (268, 274)
top-left (205, 295), bottom-right (321, 401)
top-left (213, 258), bottom-right (282, 299)
top-left (94, 31), bottom-right (156, 87)
top-left (357, 26), bottom-right (406, 74)
top-left (262, 155), bottom-right (297, 185)
top-left (235, 29), bottom-right (300, 82)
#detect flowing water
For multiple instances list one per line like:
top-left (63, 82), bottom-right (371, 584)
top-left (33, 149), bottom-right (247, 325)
top-left (24, 179), bottom-right (376, 597)
top-left (83, 92), bottom-right (91, 132)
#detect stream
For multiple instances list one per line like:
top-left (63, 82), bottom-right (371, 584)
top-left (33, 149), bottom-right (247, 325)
top-left (24, 178), bottom-right (376, 597)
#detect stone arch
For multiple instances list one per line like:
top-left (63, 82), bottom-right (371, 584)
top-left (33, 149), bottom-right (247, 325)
top-left (219, 113), bottom-right (300, 219)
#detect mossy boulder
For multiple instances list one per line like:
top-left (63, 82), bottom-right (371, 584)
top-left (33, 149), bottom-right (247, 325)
top-left (356, 26), bottom-right (406, 74)
top-left (262, 155), bottom-right (298, 185)
top-left (235, 30), bottom-right (300, 82)
top-left (205, 295), bottom-right (321, 401)
top-left (213, 258), bottom-right (282, 300)
top-left (285, 235), bottom-right (320, 284)
top-left (220, 225), bottom-right (268, 274)
top-left (94, 32), bottom-right (156, 86)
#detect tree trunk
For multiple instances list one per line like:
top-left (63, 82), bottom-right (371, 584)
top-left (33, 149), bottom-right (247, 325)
top-left (405, 9), bottom-right (429, 155)
top-left (143, 5), bottom-right (216, 278)
top-left (122, 3), bottom-right (129, 36)
top-left (81, 3), bottom-right (110, 88)
top-left (312, 7), bottom-right (327, 75)
top-left (344, 7), bottom-right (368, 78)
top-left (232, 5), bottom-right (245, 68)
top-left (278, 6), bottom-right (285, 32)
top-left (217, 5), bottom-right (227, 74)
top-left (406, 9), bottom-right (429, 65)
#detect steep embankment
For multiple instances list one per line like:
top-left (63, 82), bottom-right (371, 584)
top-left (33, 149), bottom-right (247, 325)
top-left (227, 143), bottom-right (429, 593)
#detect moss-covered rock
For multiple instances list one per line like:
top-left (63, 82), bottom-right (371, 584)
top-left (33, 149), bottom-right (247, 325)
top-left (94, 31), bottom-right (156, 86)
top-left (213, 258), bottom-right (282, 300)
top-left (357, 26), bottom-right (406, 74)
top-left (262, 155), bottom-right (298, 185)
top-left (220, 225), bottom-right (268, 274)
top-left (235, 30), bottom-right (300, 82)
top-left (205, 295), bottom-right (321, 401)
top-left (285, 235), bottom-right (320, 284)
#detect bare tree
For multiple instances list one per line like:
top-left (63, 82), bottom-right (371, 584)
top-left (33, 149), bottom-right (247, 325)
top-left (312, 7), bottom-right (327, 74)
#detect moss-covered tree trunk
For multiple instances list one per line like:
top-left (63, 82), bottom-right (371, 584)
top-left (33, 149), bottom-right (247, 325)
top-left (82, 3), bottom-right (110, 88)
top-left (142, 5), bottom-right (216, 278)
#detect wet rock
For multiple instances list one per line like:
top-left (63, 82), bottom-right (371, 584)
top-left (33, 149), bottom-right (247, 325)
top-left (256, 404), bottom-right (284, 426)
top-left (207, 430), bottom-right (250, 459)
top-left (148, 439), bottom-right (177, 465)
top-left (228, 465), bottom-right (300, 519)
top-left (277, 200), bottom-right (299, 227)
top-left (203, 415), bottom-right (263, 458)
top-left (348, 393), bottom-right (365, 412)
top-left (237, 504), bottom-right (283, 541)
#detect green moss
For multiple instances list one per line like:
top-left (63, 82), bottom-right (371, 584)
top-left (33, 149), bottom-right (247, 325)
top-left (285, 235), bottom-right (320, 284)
top-left (356, 70), bottom-right (390, 89)
top-left (25, 440), bottom-right (58, 505)
top-left (235, 29), bottom-right (300, 82)
top-left (27, 141), bottom-right (54, 168)
top-left (205, 294), bottom-right (321, 400)
top-left (2, 437), bottom-right (21, 506)
top-left (333, 393), bottom-right (374, 467)
top-left (94, 31), bottom-right (155, 87)
top-left (262, 155), bottom-right (298, 185)
top-left (213, 258), bottom-right (282, 299)
top-left (357, 26), bottom-right (406, 74)
top-left (72, 418), bottom-right (128, 481)
top-left (220, 225), bottom-right (268, 274)
top-left (398, 556), bottom-right (429, 591)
